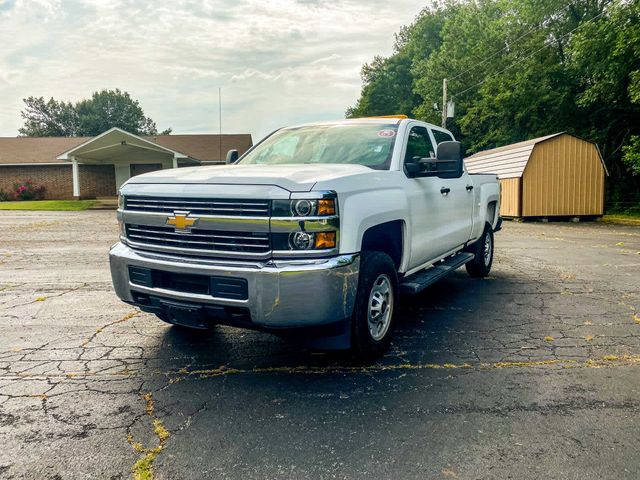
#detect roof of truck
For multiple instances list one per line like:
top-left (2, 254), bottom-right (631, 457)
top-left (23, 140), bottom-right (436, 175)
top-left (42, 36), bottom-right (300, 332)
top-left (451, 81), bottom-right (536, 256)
top-left (287, 117), bottom-right (444, 129)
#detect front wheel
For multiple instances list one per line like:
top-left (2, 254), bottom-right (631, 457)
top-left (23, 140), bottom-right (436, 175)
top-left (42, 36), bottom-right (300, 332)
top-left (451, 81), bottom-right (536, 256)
top-left (351, 251), bottom-right (398, 363)
top-left (465, 223), bottom-right (494, 278)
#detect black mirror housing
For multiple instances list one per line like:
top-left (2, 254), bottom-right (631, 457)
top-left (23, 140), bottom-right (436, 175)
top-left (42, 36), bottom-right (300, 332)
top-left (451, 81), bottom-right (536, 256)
top-left (226, 149), bottom-right (239, 164)
top-left (405, 162), bottom-right (422, 176)
top-left (436, 141), bottom-right (463, 162)
top-left (405, 141), bottom-right (465, 179)
top-left (434, 141), bottom-right (464, 179)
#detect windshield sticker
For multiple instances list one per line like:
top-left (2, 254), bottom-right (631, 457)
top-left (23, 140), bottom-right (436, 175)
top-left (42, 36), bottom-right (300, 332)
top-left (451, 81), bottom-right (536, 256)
top-left (377, 129), bottom-right (396, 138)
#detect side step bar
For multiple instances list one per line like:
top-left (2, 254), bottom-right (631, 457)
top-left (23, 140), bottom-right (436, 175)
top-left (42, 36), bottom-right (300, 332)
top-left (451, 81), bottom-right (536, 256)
top-left (400, 252), bottom-right (475, 295)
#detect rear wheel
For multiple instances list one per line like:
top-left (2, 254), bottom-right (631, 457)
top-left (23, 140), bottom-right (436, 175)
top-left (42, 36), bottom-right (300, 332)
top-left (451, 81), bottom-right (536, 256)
top-left (465, 223), bottom-right (494, 278)
top-left (351, 251), bottom-right (398, 363)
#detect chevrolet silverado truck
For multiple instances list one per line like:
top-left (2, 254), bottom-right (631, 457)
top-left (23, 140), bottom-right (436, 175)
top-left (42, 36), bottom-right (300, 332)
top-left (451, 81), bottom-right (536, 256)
top-left (109, 117), bottom-right (501, 361)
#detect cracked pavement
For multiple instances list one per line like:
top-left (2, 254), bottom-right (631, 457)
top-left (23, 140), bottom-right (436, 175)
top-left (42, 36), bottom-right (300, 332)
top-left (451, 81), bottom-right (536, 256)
top-left (0, 211), bottom-right (639, 479)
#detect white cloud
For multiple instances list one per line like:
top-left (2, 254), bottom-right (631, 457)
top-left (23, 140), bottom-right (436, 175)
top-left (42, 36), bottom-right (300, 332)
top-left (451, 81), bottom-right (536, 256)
top-left (0, 0), bottom-right (425, 140)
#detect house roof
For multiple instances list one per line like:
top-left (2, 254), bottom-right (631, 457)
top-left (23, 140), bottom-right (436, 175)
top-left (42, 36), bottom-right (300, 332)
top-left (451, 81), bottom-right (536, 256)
top-left (465, 133), bottom-right (563, 179)
top-left (0, 132), bottom-right (253, 165)
top-left (153, 134), bottom-right (253, 163)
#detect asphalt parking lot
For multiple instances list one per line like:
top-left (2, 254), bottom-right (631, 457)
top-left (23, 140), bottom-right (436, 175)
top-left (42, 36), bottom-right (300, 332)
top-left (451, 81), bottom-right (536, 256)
top-left (0, 211), bottom-right (639, 480)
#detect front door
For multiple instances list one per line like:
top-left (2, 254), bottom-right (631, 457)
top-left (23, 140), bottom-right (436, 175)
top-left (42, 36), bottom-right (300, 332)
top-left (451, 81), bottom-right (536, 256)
top-left (130, 163), bottom-right (163, 177)
top-left (403, 125), bottom-right (452, 269)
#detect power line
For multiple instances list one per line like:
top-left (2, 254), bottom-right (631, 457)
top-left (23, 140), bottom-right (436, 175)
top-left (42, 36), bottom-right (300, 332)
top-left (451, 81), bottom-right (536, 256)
top-left (453, 1), bottom-right (618, 98)
top-left (449, 0), bottom-right (579, 83)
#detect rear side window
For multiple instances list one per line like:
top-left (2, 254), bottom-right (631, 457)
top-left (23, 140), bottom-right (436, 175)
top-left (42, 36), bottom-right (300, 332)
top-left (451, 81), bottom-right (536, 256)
top-left (432, 129), bottom-right (454, 145)
top-left (404, 126), bottom-right (435, 164)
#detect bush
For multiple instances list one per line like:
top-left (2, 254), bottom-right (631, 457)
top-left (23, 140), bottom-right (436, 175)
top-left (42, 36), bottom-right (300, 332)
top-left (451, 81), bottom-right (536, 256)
top-left (0, 189), bottom-right (10, 202)
top-left (13, 180), bottom-right (45, 201)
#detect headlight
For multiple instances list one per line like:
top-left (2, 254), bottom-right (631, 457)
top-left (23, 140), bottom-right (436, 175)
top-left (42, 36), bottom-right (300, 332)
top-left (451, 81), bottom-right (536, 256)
top-left (271, 191), bottom-right (339, 255)
top-left (290, 231), bottom-right (314, 249)
top-left (276, 231), bottom-right (337, 251)
top-left (272, 197), bottom-right (337, 217)
top-left (118, 193), bottom-right (124, 210)
top-left (293, 199), bottom-right (314, 216)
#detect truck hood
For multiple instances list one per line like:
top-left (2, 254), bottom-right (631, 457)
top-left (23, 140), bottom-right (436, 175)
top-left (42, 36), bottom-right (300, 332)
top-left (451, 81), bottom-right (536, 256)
top-left (126, 163), bottom-right (374, 192)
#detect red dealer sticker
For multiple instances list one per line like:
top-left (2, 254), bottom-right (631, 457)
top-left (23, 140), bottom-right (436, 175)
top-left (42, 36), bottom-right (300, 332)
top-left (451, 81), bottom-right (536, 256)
top-left (377, 129), bottom-right (396, 138)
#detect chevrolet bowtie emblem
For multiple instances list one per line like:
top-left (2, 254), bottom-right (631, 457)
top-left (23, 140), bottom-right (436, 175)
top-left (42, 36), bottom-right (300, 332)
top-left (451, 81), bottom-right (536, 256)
top-left (167, 212), bottom-right (198, 231)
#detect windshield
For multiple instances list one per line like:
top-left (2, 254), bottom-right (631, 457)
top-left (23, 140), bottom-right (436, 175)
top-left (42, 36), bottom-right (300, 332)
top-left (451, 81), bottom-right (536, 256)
top-left (239, 124), bottom-right (398, 170)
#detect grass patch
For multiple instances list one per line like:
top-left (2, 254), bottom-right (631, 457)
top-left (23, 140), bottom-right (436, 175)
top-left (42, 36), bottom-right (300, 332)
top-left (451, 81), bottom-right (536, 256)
top-left (0, 200), bottom-right (97, 211)
top-left (601, 209), bottom-right (640, 226)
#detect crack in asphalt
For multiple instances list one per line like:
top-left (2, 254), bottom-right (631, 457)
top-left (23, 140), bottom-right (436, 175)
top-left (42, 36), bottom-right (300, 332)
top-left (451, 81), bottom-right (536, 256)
top-left (1, 354), bottom-right (639, 382)
top-left (127, 392), bottom-right (170, 480)
top-left (80, 310), bottom-right (140, 349)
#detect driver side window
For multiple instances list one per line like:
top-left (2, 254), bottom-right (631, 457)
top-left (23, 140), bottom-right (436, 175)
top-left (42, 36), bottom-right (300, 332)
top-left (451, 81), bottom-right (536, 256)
top-left (404, 126), bottom-right (435, 165)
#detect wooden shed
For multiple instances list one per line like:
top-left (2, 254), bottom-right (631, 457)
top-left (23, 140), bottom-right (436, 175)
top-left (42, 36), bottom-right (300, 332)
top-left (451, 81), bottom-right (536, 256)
top-left (465, 133), bottom-right (608, 218)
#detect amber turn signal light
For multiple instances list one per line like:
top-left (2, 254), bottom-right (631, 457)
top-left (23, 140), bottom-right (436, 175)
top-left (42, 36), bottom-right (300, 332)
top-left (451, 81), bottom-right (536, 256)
top-left (315, 231), bottom-right (336, 249)
top-left (317, 199), bottom-right (336, 216)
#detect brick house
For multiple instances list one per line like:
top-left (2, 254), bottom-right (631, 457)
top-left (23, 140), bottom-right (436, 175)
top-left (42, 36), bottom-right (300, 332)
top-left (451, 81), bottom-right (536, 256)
top-left (0, 128), bottom-right (253, 199)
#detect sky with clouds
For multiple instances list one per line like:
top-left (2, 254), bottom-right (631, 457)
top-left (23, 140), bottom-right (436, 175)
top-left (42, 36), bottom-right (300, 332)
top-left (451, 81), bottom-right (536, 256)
top-left (0, 0), bottom-right (424, 141)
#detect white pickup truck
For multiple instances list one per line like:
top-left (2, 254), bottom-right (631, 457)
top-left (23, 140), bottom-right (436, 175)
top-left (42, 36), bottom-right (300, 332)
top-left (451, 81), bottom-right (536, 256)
top-left (110, 117), bottom-right (501, 361)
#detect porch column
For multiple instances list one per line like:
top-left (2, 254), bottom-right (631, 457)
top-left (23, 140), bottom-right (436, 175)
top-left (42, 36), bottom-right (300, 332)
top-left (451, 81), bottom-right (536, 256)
top-left (71, 156), bottom-right (80, 199)
top-left (172, 153), bottom-right (178, 169)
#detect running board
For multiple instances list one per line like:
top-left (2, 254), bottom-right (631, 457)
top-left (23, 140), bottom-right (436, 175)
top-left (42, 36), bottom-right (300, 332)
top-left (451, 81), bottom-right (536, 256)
top-left (400, 252), bottom-right (475, 295)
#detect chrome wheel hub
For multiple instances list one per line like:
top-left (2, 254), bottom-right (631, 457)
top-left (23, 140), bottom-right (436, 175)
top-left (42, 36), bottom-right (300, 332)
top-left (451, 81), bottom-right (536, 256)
top-left (368, 274), bottom-right (393, 341)
top-left (484, 234), bottom-right (492, 266)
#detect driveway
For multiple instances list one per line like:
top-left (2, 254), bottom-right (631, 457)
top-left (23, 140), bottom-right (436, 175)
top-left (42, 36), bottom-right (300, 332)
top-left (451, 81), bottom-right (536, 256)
top-left (0, 211), bottom-right (639, 479)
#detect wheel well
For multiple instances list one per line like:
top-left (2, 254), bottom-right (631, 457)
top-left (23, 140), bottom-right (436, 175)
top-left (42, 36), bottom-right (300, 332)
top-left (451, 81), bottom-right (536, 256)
top-left (487, 201), bottom-right (497, 226)
top-left (361, 220), bottom-right (403, 270)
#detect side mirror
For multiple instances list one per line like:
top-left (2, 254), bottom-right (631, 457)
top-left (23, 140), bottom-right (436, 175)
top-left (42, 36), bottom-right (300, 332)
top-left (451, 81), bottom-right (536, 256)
top-left (433, 141), bottom-right (464, 178)
top-left (436, 141), bottom-right (463, 163)
top-left (226, 149), bottom-right (239, 164)
top-left (405, 141), bottom-right (464, 178)
top-left (405, 162), bottom-right (422, 176)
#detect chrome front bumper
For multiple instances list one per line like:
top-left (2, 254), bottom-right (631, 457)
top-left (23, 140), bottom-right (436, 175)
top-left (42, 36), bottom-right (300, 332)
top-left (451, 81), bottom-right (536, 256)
top-left (109, 242), bottom-right (360, 329)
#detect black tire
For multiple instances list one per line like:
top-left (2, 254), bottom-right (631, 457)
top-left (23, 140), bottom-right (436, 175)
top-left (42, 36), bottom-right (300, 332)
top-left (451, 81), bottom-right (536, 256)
top-left (351, 251), bottom-right (398, 363)
top-left (465, 223), bottom-right (494, 278)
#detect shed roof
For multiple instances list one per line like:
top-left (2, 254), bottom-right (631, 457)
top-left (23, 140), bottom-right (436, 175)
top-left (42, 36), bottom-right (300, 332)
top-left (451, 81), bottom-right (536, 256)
top-left (0, 132), bottom-right (253, 165)
top-left (464, 133), bottom-right (563, 179)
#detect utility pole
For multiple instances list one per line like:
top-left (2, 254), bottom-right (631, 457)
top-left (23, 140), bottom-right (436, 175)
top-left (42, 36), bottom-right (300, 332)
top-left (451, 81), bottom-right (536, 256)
top-left (442, 78), bottom-right (448, 128)
top-left (218, 87), bottom-right (222, 162)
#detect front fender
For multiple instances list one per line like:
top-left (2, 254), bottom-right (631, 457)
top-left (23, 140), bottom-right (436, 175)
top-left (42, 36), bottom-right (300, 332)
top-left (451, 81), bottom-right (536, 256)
top-left (338, 188), bottom-right (408, 255)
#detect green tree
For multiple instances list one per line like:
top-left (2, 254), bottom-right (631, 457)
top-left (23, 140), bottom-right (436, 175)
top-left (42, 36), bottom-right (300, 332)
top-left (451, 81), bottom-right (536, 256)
top-left (347, 0), bottom-right (640, 208)
top-left (346, 53), bottom-right (418, 118)
top-left (19, 97), bottom-right (78, 137)
top-left (19, 89), bottom-right (170, 137)
top-left (346, 4), bottom-right (448, 119)
top-left (622, 136), bottom-right (640, 175)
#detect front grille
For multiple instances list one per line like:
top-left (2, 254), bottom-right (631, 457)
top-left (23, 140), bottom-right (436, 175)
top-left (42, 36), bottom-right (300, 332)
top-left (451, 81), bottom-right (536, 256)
top-left (124, 196), bottom-right (270, 217)
top-left (125, 224), bottom-right (270, 254)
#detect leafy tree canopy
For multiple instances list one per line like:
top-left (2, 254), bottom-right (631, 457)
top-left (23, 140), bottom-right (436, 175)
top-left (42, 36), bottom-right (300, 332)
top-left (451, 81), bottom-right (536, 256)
top-left (19, 89), bottom-right (171, 137)
top-left (347, 0), bottom-right (640, 208)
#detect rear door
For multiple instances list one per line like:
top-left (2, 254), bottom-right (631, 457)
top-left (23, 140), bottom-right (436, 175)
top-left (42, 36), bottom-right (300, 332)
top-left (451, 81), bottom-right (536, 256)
top-left (428, 127), bottom-right (474, 247)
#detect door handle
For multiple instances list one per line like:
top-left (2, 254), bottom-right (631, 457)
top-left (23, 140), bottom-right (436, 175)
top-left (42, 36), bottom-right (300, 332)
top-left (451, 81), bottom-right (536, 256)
top-left (466, 184), bottom-right (474, 191)
top-left (440, 187), bottom-right (451, 195)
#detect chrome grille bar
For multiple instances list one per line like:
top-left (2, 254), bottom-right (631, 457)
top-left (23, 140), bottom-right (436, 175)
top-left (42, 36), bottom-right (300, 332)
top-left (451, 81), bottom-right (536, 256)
top-left (125, 224), bottom-right (270, 254)
top-left (124, 196), bottom-right (270, 217)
